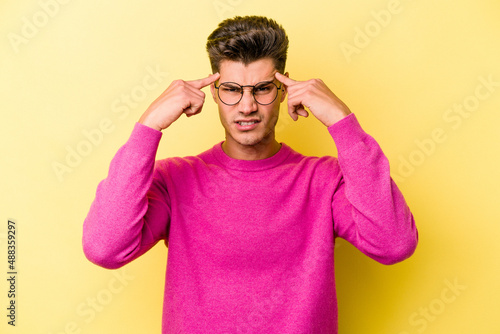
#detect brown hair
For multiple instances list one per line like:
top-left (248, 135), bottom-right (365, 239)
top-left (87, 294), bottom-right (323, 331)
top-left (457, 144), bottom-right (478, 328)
top-left (206, 16), bottom-right (289, 74)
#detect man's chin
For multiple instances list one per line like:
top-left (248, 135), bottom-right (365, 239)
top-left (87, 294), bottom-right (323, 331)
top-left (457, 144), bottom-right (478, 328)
top-left (228, 131), bottom-right (268, 148)
top-left (233, 136), bottom-right (263, 147)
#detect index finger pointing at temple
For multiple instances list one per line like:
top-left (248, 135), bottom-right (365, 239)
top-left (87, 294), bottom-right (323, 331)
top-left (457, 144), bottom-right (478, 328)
top-left (275, 72), bottom-right (298, 86)
top-left (188, 72), bottom-right (221, 89)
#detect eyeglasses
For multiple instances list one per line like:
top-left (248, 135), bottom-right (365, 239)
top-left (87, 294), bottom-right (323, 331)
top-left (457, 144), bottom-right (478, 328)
top-left (214, 80), bottom-right (282, 106)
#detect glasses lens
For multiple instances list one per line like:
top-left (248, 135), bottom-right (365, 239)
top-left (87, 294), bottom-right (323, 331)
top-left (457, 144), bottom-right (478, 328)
top-left (217, 82), bottom-right (279, 105)
top-left (218, 83), bottom-right (243, 105)
top-left (253, 82), bottom-right (278, 105)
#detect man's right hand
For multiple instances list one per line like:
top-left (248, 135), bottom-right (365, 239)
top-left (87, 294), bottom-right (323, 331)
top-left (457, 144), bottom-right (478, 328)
top-left (138, 73), bottom-right (220, 131)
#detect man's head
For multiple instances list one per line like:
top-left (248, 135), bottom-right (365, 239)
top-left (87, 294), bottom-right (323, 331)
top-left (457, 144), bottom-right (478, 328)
top-left (206, 16), bottom-right (288, 74)
top-left (206, 16), bottom-right (290, 157)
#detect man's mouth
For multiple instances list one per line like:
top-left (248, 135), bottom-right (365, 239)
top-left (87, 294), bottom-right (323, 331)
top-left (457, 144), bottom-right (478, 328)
top-left (235, 119), bottom-right (261, 130)
top-left (237, 121), bottom-right (258, 126)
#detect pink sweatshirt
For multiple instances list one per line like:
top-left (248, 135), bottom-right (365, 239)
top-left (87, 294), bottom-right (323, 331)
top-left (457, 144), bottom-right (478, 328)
top-left (83, 113), bottom-right (418, 333)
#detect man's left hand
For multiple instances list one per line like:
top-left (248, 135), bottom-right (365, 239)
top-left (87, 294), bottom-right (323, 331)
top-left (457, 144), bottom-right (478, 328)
top-left (275, 72), bottom-right (351, 127)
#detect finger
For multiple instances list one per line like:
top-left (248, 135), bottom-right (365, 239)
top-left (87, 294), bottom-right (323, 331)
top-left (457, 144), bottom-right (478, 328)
top-left (185, 110), bottom-right (197, 117)
top-left (275, 72), bottom-right (299, 86)
top-left (286, 93), bottom-right (304, 111)
top-left (296, 107), bottom-right (309, 118)
top-left (286, 92), bottom-right (310, 119)
top-left (188, 73), bottom-right (220, 90)
top-left (288, 104), bottom-right (308, 120)
top-left (288, 107), bottom-right (298, 121)
top-left (286, 100), bottom-right (299, 121)
top-left (184, 106), bottom-right (200, 118)
top-left (186, 99), bottom-right (205, 115)
top-left (183, 81), bottom-right (207, 99)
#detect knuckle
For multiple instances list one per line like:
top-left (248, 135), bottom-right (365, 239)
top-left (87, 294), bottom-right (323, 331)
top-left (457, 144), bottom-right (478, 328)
top-left (173, 79), bottom-right (186, 87)
top-left (309, 78), bottom-right (322, 85)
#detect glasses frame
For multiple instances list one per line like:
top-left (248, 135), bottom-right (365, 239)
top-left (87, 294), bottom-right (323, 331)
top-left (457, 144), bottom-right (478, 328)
top-left (214, 80), bottom-right (283, 106)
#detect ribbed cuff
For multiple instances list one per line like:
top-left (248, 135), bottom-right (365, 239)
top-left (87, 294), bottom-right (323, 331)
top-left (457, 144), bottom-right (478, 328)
top-left (128, 122), bottom-right (163, 154)
top-left (326, 113), bottom-right (368, 149)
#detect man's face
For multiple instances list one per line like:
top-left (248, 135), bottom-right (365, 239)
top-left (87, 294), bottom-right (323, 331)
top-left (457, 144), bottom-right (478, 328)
top-left (210, 58), bottom-right (287, 150)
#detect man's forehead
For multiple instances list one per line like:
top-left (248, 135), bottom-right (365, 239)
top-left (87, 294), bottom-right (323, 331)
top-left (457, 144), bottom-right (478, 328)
top-left (218, 59), bottom-right (277, 83)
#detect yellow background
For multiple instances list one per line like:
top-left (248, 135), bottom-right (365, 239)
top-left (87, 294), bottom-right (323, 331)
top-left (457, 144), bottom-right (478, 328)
top-left (1, 0), bottom-right (499, 333)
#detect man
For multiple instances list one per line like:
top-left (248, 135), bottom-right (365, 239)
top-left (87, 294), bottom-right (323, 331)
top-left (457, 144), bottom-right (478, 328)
top-left (83, 16), bottom-right (418, 333)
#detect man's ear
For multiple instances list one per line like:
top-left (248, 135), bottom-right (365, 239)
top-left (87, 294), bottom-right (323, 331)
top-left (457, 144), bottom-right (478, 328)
top-left (210, 79), bottom-right (217, 103)
top-left (280, 72), bottom-right (289, 103)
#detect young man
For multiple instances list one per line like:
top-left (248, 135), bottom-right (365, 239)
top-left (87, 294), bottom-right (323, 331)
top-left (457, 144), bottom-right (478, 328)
top-left (83, 16), bottom-right (418, 333)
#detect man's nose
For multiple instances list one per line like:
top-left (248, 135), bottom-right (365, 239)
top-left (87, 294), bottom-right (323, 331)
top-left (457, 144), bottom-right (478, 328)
top-left (238, 88), bottom-right (257, 114)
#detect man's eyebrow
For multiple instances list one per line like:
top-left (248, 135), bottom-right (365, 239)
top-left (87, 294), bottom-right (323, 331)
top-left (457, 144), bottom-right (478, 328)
top-left (256, 79), bottom-right (275, 84)
top-left (218, 79), bottom-right (276, 85)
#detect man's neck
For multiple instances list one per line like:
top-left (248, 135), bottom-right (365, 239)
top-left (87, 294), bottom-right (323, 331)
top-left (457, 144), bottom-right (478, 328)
top-left (221, 138), bottom-right (282, 160)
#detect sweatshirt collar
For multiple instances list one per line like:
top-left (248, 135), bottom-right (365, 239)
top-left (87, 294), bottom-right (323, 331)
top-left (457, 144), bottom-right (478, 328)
top-left (211, 141), bottom-right (292, 171)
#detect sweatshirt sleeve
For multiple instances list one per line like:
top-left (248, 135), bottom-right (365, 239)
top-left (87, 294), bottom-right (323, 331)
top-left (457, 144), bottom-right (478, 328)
top-left (82, 122), bottom-right (171, 269)
top-left (329, 114), bottom-right (418, 265)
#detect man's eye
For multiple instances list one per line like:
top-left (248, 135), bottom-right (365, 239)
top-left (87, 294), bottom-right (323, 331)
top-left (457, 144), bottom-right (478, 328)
top-left (255, 85), bottom-right (272, 93)
top-left (222, 86), bottom-right (241, 93)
